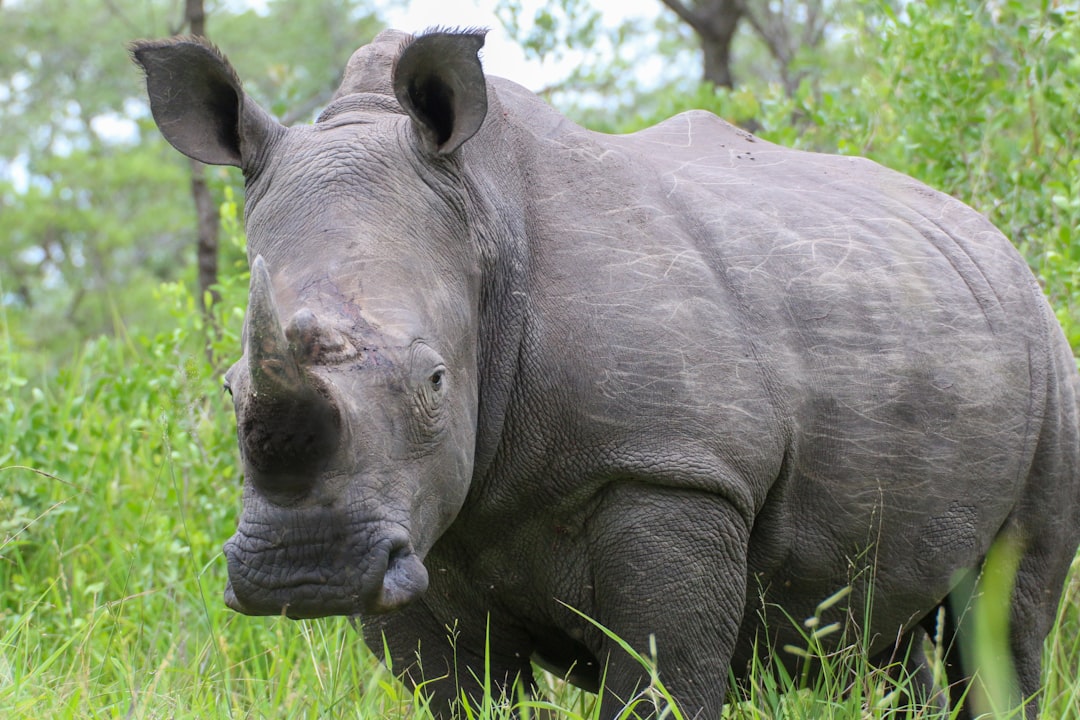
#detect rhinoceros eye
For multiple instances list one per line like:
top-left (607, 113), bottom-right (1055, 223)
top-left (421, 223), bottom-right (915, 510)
top-left (410, 343), bottom-right (448, 424)
top-left (223, 378), bottom-right (233, 397)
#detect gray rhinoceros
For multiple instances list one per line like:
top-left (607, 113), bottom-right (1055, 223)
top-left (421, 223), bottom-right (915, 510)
top-left (132, 29), bottom-right (1080, 719)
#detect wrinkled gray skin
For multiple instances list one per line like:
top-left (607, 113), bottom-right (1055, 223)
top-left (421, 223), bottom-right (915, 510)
top-left (132, 29), bottom-right (1080, 719)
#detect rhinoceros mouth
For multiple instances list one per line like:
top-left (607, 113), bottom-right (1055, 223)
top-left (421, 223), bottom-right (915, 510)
top-left (222, 526), bottom-right (428, 618)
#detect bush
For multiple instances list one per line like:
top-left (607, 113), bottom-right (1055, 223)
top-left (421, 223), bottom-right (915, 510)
top-left (0, 196), bottom-right (399, 718)
top-left (2, 5), bottom-right (1078, 716)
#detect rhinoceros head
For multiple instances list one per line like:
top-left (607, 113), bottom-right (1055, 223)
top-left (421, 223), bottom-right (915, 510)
top-left (132, 30), bottom-right (489, 617)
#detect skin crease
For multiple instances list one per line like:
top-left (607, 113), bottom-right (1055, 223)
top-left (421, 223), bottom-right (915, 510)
top-left (132, 29), bottom-right (1080, 720)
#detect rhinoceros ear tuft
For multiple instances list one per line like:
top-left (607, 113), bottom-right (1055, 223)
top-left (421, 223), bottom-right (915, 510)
top-left (392, 29), bottom-right (488, 156)
top-left (130, 37), bottom-right (281, 169)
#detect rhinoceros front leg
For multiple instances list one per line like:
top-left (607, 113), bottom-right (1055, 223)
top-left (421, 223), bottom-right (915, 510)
top-left (584, 483), bottom-right (749, 719)
top-left (361, 600), bottom-right (535, 718)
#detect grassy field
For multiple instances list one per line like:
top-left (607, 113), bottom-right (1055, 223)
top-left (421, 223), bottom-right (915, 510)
top-left (3, 4), bottom-right (1080, 713)
top-left (2, 223), bottom-right (1080, 720)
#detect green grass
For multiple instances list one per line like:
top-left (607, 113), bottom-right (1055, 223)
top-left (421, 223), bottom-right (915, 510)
top-left (2, 248), bottom-right (1080, 720)
top-left (3, 3), bottom-right (1079, 712)
top-left (0, 288), bottom-right (410, 718)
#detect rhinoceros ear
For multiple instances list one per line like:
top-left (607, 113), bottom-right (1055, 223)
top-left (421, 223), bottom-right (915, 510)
top-left (392, 29), bottom-right (488, 156)
top-left (130, 37), bottom-right (281, 169)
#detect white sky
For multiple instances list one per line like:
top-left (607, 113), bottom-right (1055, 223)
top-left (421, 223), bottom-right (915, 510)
top-left (380, 0), bottom-right (662, 91)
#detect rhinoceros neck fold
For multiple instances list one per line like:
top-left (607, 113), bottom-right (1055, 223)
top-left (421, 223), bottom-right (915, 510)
top-left (452, 85), bottom-right (538, 489)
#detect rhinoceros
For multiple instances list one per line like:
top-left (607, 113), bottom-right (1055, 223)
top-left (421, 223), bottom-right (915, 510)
top-left (132, 28), bottom-right (1080, 719)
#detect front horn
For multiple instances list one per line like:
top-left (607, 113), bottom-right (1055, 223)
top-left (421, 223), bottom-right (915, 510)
top-left (240, 256), bottom-right (339, 481)
top-left (246, 255), bottom-right (306, 401)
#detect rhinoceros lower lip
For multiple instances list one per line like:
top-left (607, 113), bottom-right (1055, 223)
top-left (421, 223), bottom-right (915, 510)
top-left (221, 531), bottom-right (427, 618)
top-left (223, 576), bottom-right (364, 618)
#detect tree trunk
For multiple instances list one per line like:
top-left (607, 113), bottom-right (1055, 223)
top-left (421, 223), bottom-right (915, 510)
top-left (662, 1), bottom-right (833, 98)
top-left (700, 20), bottom-right (737, 88)
top-left (662, 0), bottom-right (743, 89)
top-left (183, 0), bottom-right (221, 314)
top-left (190, 161), bottom-right (220, 309)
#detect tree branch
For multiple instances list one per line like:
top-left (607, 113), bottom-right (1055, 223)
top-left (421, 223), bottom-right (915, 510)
top-left (660, 0), bottom-right (705, 34)
top-left (280, 89), bottom-right (337, 126)
top-left (738, 0), bottom-right (792, 67)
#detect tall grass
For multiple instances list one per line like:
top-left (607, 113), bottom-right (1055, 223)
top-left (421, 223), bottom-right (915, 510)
top-left (0, 224), bottom-right (417, 718)
top-left (2, 204), bottom-right (1079, 720)
top-left (4, 3), bottom-right (1080, 716)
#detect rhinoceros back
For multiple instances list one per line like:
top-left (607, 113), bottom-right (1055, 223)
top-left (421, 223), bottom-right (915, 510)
top-left (613, 110), bottom-right (1076, 640)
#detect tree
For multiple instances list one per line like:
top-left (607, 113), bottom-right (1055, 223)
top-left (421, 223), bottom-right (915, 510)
top-left (0, 0), bottom-right (195, 350)
top-left (494, 0), bottom-right (879, 131)
top-left (661, 0), bottom-right (836, 94)
top-left (181, 0), bottom-right (222, 318)
top-left (0, 0), bottom-right (382, 354)
top-left (496, 0), bottom-right (846, 93)
top-left (660, 0), bottom-right (743, 88)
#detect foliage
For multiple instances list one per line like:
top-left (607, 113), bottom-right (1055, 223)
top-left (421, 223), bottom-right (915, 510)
top-left (212, 0), bottom-right (383, 124)
top-left (494, 0), bottom-right (699, 115)
top-left (874, 0), bottom-right (1080, 348)
top-left (496, 0), bottom-right (604, 65)
top-left (0, 138), bottom-right (193, 354)
top-left (0, 200), bottom-right (404, 719)
top-left (2, 0), bottom-right (1080, 718)
top-left (493, 0), bottom-right (894, 127)
top-left (0, 0), bottom-right (381, 355)
top-left (0, 0), bottom-right (196, 353)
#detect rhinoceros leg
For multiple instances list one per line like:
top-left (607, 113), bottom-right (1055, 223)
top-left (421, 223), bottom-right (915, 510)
top-left (361, 599), bottom-right (535, 718)
top-left (869, 621), bottom-right (949, 715)
top-left (938, 527), bottom-right (1071, 720)
top-left (1003, 525), bottom-right (1076, 720)
top-left (924, 592), bottom-right (974, 720)
top-left (584, 484), bottom-right (749, 719)
top-left (998, 333), bottom-right (1080, 720)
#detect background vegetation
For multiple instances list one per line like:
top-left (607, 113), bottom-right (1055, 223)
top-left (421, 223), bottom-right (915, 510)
top-left (2, 0), bottom-right (1078, 717)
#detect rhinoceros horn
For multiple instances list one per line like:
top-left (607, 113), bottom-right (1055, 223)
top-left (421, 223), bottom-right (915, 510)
top-left (246, 255), bottom-right (306, 400)
top-left (240, 257), bottom-right (340, 482)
